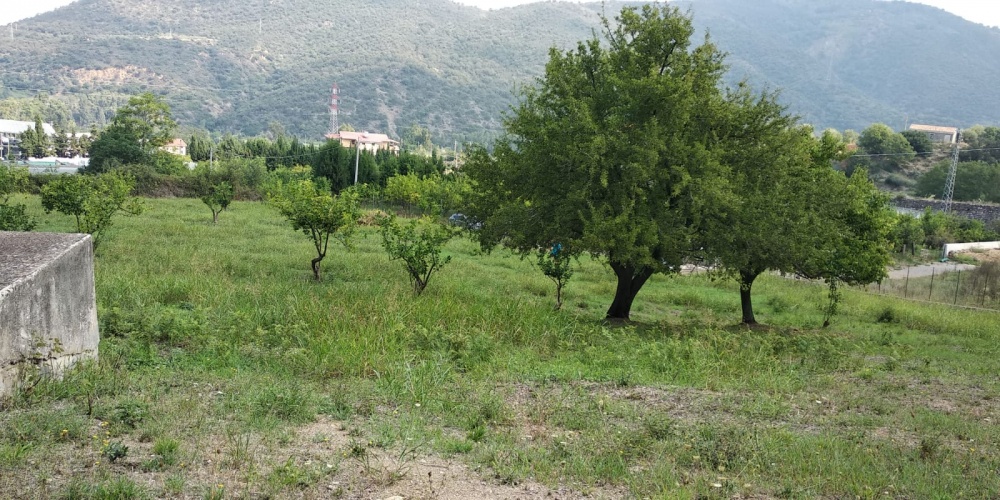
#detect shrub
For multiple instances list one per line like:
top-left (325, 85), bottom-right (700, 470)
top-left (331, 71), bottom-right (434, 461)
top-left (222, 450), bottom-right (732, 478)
top-left (0, 164), bottom-right (35, 231)
top-left (377, 214), bottom-right (456, 294)
top-left (537, 244), bottom-right (574, 310)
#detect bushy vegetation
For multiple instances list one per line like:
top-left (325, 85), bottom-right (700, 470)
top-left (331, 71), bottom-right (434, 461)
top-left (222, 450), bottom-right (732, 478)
top-left (1, 196), bottom-right (997, 498)
top-left (39, 171), bottom-right (144, 249)
top-left (0, 164), bottom-right (36, 231)
top-left (920, 162), bottom-right (1000, 203)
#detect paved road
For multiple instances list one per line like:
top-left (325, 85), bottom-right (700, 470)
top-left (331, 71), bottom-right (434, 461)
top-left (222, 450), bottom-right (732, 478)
top-left (887, 262), bottom-right (975, 280)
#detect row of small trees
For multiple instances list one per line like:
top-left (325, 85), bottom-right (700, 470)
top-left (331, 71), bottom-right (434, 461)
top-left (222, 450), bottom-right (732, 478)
top-left (265, 177), bottom-right (455, 293)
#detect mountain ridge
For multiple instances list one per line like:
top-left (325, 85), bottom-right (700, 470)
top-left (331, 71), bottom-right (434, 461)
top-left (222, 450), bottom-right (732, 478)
top-left (1, 0), bottom-right (998, 143)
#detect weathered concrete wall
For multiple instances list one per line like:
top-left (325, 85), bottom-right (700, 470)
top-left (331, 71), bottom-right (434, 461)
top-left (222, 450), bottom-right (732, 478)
top-left (943, 241), bottom-right (1000, 259)
top-left (0, 232), bottom-right (99, 399)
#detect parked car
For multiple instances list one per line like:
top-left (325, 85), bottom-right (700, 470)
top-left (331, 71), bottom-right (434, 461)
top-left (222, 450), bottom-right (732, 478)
top-left (448, 213), bottom-right (482, 230)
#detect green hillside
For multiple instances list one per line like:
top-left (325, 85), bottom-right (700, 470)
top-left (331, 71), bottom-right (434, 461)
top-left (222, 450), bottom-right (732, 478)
top-left (1, 0), bottom-right (999, 142)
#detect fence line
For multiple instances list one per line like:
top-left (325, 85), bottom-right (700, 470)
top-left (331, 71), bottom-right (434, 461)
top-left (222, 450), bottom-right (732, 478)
top-left (867, 264), bottom-right (1000, 311)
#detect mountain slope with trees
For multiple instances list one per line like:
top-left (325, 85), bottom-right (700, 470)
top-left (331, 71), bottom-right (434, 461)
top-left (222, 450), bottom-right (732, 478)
top-left (1, 0), bottom-right (999, 142)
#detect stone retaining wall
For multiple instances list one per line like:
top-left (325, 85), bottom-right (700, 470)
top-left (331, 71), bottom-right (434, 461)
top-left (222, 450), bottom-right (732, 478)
top-left (892, 198), bottom-right (1000, 224)
top-left (0, 232), bottom-right (99, 399)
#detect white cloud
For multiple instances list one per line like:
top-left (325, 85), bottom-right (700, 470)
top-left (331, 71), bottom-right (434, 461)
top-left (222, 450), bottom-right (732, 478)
top-left (0, 0), bottom-right (77, 25)
top-left (893, 0), bottom-right (1000, 27)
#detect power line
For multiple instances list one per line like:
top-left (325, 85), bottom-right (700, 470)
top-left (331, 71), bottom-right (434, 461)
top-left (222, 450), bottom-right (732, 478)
top-left (850, 146), bottom-right (1000, 158)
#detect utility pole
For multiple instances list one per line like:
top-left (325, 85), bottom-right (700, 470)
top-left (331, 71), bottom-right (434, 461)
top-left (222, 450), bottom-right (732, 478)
top-left (354, 139), bottom-right (361, 185)
top-left (942, 132), bottom-right (961, 213)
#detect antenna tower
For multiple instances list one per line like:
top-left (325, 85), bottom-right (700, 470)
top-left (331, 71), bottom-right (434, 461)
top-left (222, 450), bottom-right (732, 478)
top-left (328, 83), bottom-right (340, 135)
top-left (942, 132), bottom-right (961, 213)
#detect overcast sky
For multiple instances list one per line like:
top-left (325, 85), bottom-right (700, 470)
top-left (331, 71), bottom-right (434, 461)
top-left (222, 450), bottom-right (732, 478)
top-left (2, 0), bottom-right (999, 27)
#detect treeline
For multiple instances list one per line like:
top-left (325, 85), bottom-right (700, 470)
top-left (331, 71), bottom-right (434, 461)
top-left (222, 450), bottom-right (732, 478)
top-left (7, 116), bottom-right (95, 160)
top-left (184, 133), bottom-right (448, 192)
top-left (80, 132), bottom-right (450, 202)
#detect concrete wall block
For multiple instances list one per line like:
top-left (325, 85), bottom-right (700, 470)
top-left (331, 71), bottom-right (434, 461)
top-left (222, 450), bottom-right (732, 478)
top-left (0, 232), bottom-right (99, 399)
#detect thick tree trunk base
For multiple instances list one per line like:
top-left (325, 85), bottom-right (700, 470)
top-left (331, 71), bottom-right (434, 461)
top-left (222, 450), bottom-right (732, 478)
top-left (606, 262), bottom-right (654, 320)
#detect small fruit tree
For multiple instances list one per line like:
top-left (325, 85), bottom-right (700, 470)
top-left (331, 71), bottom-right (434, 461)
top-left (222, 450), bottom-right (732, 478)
top-left (268, 179), bottom-right (361, 281)
top-left (376, 214), bottom-right (456, 294)
top-left (40, 171), bottom-right (144, 249)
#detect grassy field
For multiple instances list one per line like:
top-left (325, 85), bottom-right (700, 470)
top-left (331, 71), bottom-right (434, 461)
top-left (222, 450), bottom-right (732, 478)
top-left (2, 196), bottom-right (999, 499)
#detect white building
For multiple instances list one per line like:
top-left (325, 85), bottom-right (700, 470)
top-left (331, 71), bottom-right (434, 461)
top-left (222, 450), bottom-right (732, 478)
top-left (325, 131), bottom-right (401, 154)
top-left (908, 124), bottom-right (959, 144)
top-left (0, 119), bottom-right (57, 140)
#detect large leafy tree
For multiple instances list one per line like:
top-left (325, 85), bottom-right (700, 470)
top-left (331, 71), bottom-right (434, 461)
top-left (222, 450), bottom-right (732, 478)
top-left (703, 90), bottom-right (822, 324)
top-left (703, 87), bottom-right (891, 324)
top-left (17, 117), bottom-right (51, 159)
top-left (87, 93), bottom-right (176, 172)
top-left (465, 4), bottom-right (727, 320)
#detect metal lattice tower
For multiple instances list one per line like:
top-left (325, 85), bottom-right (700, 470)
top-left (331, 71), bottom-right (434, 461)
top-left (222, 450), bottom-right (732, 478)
top-left (942, 133), bottom-right (961, 213)
top-left (328, 83), bottom-right (340, 135)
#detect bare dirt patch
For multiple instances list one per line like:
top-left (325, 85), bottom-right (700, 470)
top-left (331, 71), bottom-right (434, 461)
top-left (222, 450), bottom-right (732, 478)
top-left (70, 66), bottom-right (161, 85)
top-left (955, 248), bottom-right (1000, 263)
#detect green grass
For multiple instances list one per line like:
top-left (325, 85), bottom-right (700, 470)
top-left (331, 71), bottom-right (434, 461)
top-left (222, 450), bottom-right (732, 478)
top-left (2, 195), bottom-right (999, 498)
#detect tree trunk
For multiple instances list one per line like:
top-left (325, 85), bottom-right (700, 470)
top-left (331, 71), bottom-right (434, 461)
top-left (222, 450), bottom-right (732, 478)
top-left (212, 210), bottom-right (219, 224)
top-left (311, 255), bottom-right (324, 281)
top-left (739, 270), bottom-right (760, 325)
top-left (606, 262), bottom-right (654, 320)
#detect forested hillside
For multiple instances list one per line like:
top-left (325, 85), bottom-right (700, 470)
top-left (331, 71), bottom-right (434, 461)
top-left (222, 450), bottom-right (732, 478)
top-left (1, 0), bottom-right (999, 143)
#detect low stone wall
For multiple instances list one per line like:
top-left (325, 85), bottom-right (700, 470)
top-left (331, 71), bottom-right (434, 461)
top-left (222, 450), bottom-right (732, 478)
top-left (892, 198), bottom-right (1000, 224)
top-left (0, 232), bottom-right (99, 399)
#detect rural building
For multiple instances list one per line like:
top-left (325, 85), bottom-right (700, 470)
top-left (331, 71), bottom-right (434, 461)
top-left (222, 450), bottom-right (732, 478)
top-left (161, 138), bottom-right (188, 156)
top-left (325, 131), bottom-right (401, 154)
top-left (908, 124), bottom-right (959, 144)
top-left (0, 119), bottom-right (56, 140)
top-left (1, 119), bottom-right (57, 158)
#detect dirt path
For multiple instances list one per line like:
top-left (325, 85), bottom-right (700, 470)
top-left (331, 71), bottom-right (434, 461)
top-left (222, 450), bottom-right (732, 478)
top-left (887, 262), bottom-right (975, 279)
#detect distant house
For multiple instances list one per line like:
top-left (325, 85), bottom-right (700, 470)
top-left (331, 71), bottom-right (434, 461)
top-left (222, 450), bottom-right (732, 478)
top-left (0, 119), bottom-right (56, 140)
top-left (0, 119), bottom-right (57, 158)
top-left (162, 138), bottom-right (188, 156)
top-left (325, 131), bottom-right (400, 155)
top-left (908, 124), bottom-right (959, 144)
